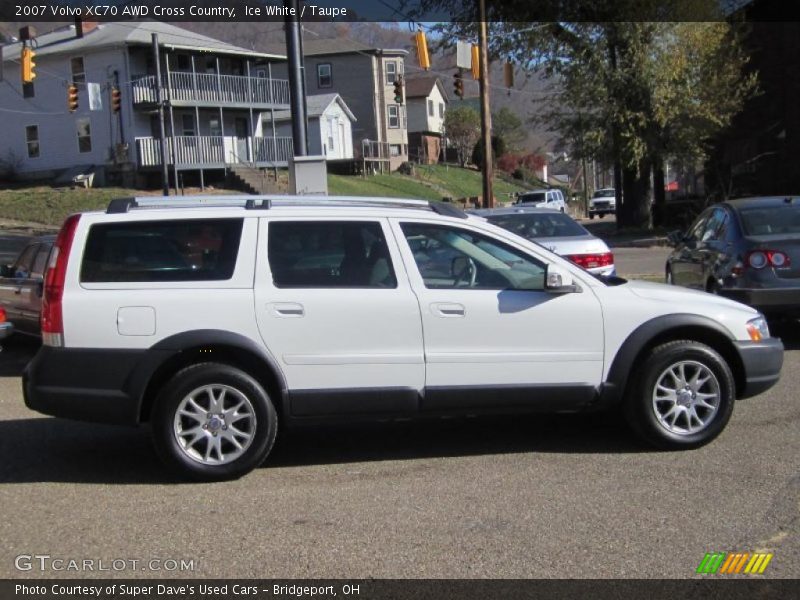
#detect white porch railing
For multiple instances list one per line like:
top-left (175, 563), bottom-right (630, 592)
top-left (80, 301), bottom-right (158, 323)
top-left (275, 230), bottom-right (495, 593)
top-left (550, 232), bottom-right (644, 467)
top-left (136, 136), bottom-right (293, 167)
top-left (131, 72), bottom-right (290, 106)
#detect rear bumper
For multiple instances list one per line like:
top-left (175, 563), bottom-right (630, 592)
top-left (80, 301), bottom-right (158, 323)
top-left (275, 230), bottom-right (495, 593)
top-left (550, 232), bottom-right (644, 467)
top-left (23, 346), bottom-right (153, 425)
top-left (733, 338), bottom-right (784, 399)
top-left (720, 287), bottom-right (800, 316)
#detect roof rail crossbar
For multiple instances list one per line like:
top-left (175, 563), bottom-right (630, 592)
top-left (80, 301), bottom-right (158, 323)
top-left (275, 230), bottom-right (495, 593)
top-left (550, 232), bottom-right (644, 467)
top-left (105, 195), bottom-right (469, 217)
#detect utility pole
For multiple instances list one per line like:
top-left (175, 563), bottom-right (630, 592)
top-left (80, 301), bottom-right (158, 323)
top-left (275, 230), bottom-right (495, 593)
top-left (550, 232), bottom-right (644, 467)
top-left (152, 33), bottom-right (169, 196)
top-left (477, 0), bottom-right (493, 208)
top-left (284, 0), bottom-right (308, 157)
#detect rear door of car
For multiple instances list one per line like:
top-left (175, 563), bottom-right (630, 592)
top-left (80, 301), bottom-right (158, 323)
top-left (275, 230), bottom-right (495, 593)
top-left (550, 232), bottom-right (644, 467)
top-left (254, 217), bottom-right (425, 418)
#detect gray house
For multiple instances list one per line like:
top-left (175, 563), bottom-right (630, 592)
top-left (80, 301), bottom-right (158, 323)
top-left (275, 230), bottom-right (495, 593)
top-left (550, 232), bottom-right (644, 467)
top-left (266, 94), bottom-right (356, 160)
top-left (271, 38), bottom-right (409, 171)
top-left (0, 21), bottom-right (292, 186)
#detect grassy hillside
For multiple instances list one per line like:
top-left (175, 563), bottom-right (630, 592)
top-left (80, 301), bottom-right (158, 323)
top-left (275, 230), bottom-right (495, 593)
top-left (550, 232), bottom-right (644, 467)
top-left (329, 164), bottom-right (530, 203)
top-left (0, 166), bottom-right (532, 227)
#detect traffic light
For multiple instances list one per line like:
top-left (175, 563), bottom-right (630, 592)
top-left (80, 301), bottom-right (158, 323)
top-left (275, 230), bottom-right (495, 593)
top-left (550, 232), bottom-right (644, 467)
top-left (67, 84), bottom-right (79, 112)
top-left (111, 86), bottom-right (121, 113)
top-left (393, 76), bottom-right (404, 104)
top-left (21, 46), bottom-right (36, 83)
top-left (471, 45), bottom-right (480, 80)
top-left (414, 30), bottom-right (430, 70)
top-left (453, 69), bottom-right (464, 99)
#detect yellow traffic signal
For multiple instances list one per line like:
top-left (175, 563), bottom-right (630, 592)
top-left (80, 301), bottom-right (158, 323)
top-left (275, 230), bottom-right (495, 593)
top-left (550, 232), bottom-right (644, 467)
top-left (504, 61), bottom-right (514, 89)
top-left (67, 84), bottom-right (79, 112)
top-left (414, 31), bottom-right (430, 71)
top-left (21, 46), bottom-right (36, 83)
top-left (111, 86), bottom-right (121, 113)
top-left (393, 76), bottom-right (404, 104)
top-left (453, 69), bottom-right (464, 99)
top-left (471, 45), bottom-right (480, 80)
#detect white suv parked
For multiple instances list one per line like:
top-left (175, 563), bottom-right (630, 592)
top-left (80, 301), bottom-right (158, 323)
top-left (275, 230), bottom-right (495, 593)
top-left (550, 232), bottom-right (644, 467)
top-left (514, 189), bottom-right (566, 212)
top-left (24, 196), bottom-right (783, 481)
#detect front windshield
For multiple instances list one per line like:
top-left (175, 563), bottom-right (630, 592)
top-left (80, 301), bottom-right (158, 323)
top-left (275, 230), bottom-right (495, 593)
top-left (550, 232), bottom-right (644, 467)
top-left (517, 192), bottom-right (546, 204)
top-left (487, 213), bottom-right (587, 239)
top-left (593, 189), bottom-right (615, 198)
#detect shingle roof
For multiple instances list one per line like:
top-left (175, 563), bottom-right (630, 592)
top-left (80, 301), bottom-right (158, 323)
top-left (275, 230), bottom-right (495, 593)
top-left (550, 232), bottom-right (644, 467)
top-left (1, 22), bottom-right (285, 60)
top-left (268, 93), bottom-right (356, 121)
top-left (405, 75), bottom-right (447, 100)
top-left (298, 38), bottom-right (408, 57)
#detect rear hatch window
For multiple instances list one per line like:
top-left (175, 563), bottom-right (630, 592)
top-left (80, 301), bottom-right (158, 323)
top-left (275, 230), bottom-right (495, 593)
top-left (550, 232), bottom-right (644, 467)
top-left (81, 219), bottom-right (243, 282)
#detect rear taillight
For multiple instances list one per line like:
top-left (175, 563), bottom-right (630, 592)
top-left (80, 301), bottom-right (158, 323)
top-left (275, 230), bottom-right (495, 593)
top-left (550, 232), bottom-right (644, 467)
top-left (41, 214), bottom-right (80, 347)
top-left (566, 252), bottom-right (614, 270)
top-left (0, 307), bottom-right (6, 323)
top-left (746, 250), bottom-right (791, 270)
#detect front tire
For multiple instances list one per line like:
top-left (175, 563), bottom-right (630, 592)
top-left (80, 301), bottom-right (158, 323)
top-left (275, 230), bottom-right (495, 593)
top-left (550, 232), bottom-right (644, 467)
top-left (624, 341), bottom-right (735, 449)
top-left (152, 363), bottom-right (278, 481)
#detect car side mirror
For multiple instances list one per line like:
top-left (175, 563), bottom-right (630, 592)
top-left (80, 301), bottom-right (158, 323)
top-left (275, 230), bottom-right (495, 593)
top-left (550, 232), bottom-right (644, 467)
top-left (545, 264), bottom-right (579, 294)
top-left (667, 230), bottom-right (685, 247)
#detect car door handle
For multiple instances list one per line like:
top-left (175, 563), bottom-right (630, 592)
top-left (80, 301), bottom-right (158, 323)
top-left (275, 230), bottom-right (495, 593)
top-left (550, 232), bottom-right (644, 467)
top-left (268, 302), bottom-right (305, 317)
top-left (431, 302), bottom-right (466, 317)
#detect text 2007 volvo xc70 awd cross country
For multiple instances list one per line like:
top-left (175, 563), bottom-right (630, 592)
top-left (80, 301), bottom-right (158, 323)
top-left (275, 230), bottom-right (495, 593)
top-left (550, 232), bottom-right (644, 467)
top-left (23, 196), bottom-right (784, 481)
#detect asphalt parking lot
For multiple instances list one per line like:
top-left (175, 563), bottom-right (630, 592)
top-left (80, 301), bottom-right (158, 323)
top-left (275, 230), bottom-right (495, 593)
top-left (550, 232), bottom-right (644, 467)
top-left (0, 322), bottom-right (798, 579)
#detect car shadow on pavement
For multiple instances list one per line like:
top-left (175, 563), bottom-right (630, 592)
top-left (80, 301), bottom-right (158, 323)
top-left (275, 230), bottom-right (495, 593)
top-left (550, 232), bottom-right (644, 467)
top-left (771, 319), bottom-right (800, 351)
top-left (0, 412), bottom-right (648, 484)
top-left (265, 411), bottom-right (648, 470)
top-left (0, 336), bottom-right (39, 377)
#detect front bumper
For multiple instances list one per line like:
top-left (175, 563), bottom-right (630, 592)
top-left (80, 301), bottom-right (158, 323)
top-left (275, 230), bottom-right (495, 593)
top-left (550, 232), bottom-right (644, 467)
top-left (733, 337), bottom-right (784, 399)
top-left (720, 287), bottom-right (800, 316)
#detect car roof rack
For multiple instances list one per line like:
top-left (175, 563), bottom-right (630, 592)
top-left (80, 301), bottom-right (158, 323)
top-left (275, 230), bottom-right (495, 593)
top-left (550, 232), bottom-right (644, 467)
top-left (106, 195), bottom-right (468, 219)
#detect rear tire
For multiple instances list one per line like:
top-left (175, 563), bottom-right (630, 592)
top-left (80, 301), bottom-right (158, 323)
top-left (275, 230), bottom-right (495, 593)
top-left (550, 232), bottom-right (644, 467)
top-left (152, 363), bottom-right (278, 481)
top-left (624, 341), bottom-right (735, 450)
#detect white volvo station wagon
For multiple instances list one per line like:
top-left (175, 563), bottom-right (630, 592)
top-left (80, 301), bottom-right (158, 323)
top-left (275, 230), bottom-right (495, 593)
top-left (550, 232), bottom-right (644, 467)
top-left (23, 196), bottom-right (783, 481)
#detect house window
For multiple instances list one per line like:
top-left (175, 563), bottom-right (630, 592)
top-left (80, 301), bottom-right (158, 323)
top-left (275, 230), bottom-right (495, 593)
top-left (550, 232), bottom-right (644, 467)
top-left (389, 144), bottom-right (401, 157)
top-left (327, 118), bottom-right (336, 152)
top-left (25, 125), bottom-right (40, 158)
top-left (205, 58), bottom-right (216, 74)
top-left (76, 118), bottom-right (91, 153)
top-left (255, 68), bottom-right (268, 78)
top-left (70, 57), bottom-right (85, 85)
top-left (182, 115), bottom-right (196, 136)
top-left (176, 54), bottom-right (190, 71)
top-left (401, 105), bottom-right (407, 129)
top-left (388, 105), bottom-right (399, 129)
top-left (428, 99), bottom-right (434, 117)
top-left (386, 61), bottom-right (397, 84)
top-left (317, 64), bottom-right (332, 88)
top-left (209, 118), bottom-right (222, 137)
top-left (439, 103), bottom-right (444, 118)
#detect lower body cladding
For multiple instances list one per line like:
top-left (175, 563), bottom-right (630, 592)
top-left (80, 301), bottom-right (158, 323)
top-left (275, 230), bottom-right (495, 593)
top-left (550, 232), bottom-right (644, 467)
top-left (22, 339), bottom-right (783, 426)
top-left (22, 346), bottom-right (600, 425)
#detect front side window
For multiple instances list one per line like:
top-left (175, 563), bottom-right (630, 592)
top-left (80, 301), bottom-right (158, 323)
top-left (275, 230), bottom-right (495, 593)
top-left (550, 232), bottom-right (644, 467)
top-left (268, 221), bottom-right (397, 288)
top-left (388, 105), bottom-right (399, 128)
top-left (25, 125), bottom-right (39, 158)
top-left (317, 63), bottom-right (332, 88)
top-left (76, 118), bottom-right (92, 153)
top-left (401, 223), bottom-right (546, 290)
top-left (70, 57), bottom-right (85, 85)
top-left (81, 219), bottom-right (243, 283)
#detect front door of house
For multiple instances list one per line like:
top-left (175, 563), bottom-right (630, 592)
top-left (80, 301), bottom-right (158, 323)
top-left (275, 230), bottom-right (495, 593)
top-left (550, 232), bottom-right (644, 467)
top-left (234, 118), bottom-right (250, 162)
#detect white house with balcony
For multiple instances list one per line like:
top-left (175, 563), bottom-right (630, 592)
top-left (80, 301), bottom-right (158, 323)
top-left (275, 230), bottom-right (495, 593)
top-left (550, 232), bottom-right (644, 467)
top-left (0, 21), bottom-right (292, 187)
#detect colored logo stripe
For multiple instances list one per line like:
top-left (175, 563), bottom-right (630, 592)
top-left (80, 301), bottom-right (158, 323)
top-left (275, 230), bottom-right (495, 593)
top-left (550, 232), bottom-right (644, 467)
top-left (697, 552), bottom-right (773, 574)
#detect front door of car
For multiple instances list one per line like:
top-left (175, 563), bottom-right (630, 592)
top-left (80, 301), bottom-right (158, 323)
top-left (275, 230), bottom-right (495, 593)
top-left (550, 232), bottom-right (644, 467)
top-left (254, 218), bottom-right (425, 417)
top-left (691, 207), bottom-right (730, 290)
top-left (391, 218), bottom-right (605, 412)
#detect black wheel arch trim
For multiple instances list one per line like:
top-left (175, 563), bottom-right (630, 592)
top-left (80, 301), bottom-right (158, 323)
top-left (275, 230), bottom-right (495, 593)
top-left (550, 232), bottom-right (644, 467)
top-left (126, 329), bottom-right (289, 423)
top-left (598, 313), bottom-right (738, 409)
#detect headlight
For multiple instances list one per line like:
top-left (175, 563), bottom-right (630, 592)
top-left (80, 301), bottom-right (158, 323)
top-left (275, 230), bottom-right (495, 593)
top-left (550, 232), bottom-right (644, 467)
top-left (746, 315), bottom-right (770, 342)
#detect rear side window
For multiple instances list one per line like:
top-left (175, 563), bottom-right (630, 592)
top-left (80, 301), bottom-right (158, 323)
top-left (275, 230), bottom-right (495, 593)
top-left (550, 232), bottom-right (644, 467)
top-left (268, 221), bottom-right (397, 288)
top-left (81, 219), bottom-right (243, 282)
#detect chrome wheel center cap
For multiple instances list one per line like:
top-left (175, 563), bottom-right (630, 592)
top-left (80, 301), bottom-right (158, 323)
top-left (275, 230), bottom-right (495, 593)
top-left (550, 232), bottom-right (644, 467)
top-left (208, 416), bottom-right (223, 432)
top-left (677, 390), bottom-right (693, 407)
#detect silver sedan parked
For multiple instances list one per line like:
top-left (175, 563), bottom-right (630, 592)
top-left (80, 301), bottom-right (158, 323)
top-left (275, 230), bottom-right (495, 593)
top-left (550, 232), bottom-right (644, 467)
top-left (471, 206), bottom-right (616, 276)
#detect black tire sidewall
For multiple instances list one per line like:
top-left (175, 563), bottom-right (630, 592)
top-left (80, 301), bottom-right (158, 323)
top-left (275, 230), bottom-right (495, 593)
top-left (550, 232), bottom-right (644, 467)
top-left (627, 342), bottom-right (735, 449)
top-left (152, 363), bottom-right (277, 481)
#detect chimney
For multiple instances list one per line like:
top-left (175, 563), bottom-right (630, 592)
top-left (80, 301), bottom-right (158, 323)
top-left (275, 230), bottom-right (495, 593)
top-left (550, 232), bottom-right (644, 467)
top-left (74, 18), bottom-right (98, 38)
